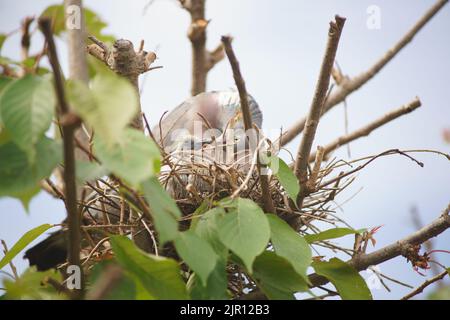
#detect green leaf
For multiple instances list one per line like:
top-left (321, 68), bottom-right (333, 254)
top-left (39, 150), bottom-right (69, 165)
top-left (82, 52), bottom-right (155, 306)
top-left (3, 267), bottom-right (64, 300)
top-left (88, 261), bottom-right (136, 300)
top-left (304, 227), bottom-right (365, 244)
top-left (269, 156), bottom-right (300, 202)
top-left (0, 224), bottom-right (54, 270)
top-left (253, 251), bottom-right (309, 299)
top-left (142, 177), bottom-right (181, 244)
top-left (188, 256), bottom-right (228, 300)
top-left (174, 230), bottom-right (218, 286)
top-left (312, 258), bottom-right (372, 300)
top-left (110, 235), bottom-right (189, 300)
top-left (189, 207), bottom-right (229, 299)
top-left (0, 76), bottom-right (13, 96)
top-left (75, 161), bottom-right (108, 184)
top-left (0, 75), bottom-right (55, 162)
top-left (193, 207), bottom-right (227, 256)
top-left (94, 128), bottom-right (161, 186)
top-left (267, 214), bottom-right (311, 282)
top-left (68, 73), bottom-right (138, 146)
top-left (216, 198), bottom-right (270, 273)
top-left (0, 137), bottom-right (62, 203)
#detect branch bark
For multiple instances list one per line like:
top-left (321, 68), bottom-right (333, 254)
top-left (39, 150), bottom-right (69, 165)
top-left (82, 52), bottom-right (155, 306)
top-left (180, 0), bottom-right (224, 95)
top-left (39, 17), bottom-right (83, 296)
top-left (65, 0), bottom-right (91, 165)
top-left (308, 97), bottom-right (422, 161)
top-left (222, 35), bottom-right (275, 214)
top-left (241, 203), bottom-right (450, 300)
top-left (294, 16), bottom-right (346, 208)
top-left (400, 270), bottom-right (449, 300)
top-left (280, 0), bottom-right (448, 147)
top-left (87, 37), bottom-right (157, 131)
top-left (308, 203), bottom-right (450, 288)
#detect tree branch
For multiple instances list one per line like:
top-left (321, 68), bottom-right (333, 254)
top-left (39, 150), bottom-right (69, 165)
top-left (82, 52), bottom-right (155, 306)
top-left (294, 15), bottom-right (346, 208)
top-left (308, 97), bottom-right (422, 161)
top-left (400, 270), bottom-right (449, 300)
top-left (280, 0), bottom-right (448, 146)
top-left (39, 17), bottom-right (83, 295)
top-left (222, 35), bottom-right (275, 214)
top-left (241, 203), bottom-right (450, 300)
top-left (87, 36), bottom-right (157, 131)
top-left (180, 0), bottom-right (224, 95)
top-left (65, 0), bottom-right (92, 167)
top-left (308, 203), bottom-right (450, 288)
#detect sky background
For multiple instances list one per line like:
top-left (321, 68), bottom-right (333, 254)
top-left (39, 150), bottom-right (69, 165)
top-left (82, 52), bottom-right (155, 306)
top-left (0, 0), bottom-right (449, 299)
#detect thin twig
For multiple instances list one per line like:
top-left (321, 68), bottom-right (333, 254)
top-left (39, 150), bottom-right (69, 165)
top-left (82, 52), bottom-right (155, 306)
top-left (400, 270), bottom-right (448, 300)
top-left (1, 240), bottom-right (19, 280)
top-left (308, 203), bottom-right (450, 288)
top-left (280, 0), bottom-right (448, 146)
top-left (309, 97), bottom-right (422, 161)
top-left (222, 35), bottom-right (275, 213)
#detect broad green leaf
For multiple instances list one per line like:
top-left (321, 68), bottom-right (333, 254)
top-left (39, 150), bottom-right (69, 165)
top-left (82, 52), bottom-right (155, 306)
top-left (312, 258), bottom-right (372, 300)
top-left (216, 198), bottom-right (270, 273)
top-left (304, 227), bottom-right (366, 244)
top-left (40, 5), bottom-right (115, 42)
top-left (0, 224), bottom-right (54, 270)
top-left (267, 214), bottom-right (311, 282)
top-left (110, 235), bottom-right (189, 299)
top-left (75, 161), bottom-right (108, 184)
top-left (3, 267), bottom-right (64, 300)
top-left (189, 207), bottom-right (229, 299)
top-left (193, 207), bottom-right (227, 256)
top-left (0, 76), bottom-right (13, 96)
top-left (142, 177), bottom-right (180, 244)
top-left (0, 137), bottom-right (62, 203)
top-left (253, 251), bottom-right (309, 300)
top-left (188, 256), bottom-right (228, 300)
top-left (68, 73), bottom-right (138, 146)
top-left (189, 200), bottom-right (212, 230)
top-left (269, 156), bottom-right (300, 202)
top-left (94, 128), bottom-right (161, 186)
top-left (88, 261), bottom-right (136, 300)
top-left (174, 230), bottom-right (218, 286)
top-left (0, 75), bottom-right (55, 162)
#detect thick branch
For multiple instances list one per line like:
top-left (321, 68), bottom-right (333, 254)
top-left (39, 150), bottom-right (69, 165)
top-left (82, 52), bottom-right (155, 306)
top-left (294, 16), bottom-right (346, 206)
top-left (308, 97), bottom-right (422, 161)
top-left (180, 0), bottom-right (224, 95)
top-left (222, 35), bottom-right (275, 214)
top-left (39, 18), bottom-right (83, 295)
top-left (87, 37), bottom-right (157, 131)
top-left (242, 203), bottom-right (450, 300)
top-left (64, 0), bottom-right (91, 187)
top-left (281, 0), bottom-right (448, 146)
top-left (308, 203), bottom-right (450, 288)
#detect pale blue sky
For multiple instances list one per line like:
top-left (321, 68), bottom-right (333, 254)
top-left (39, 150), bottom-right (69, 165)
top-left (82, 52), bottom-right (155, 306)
top-left (0, 0), bottom-right (449, 299)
